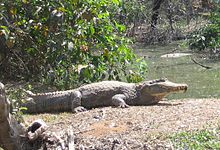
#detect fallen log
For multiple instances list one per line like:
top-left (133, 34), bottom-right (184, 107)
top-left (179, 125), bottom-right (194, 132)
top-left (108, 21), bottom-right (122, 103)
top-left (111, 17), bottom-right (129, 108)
top-left (0, 82), bottom-right (74, 150)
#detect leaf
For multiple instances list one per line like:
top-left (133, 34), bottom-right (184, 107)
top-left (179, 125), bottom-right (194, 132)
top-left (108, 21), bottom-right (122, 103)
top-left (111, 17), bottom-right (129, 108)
top-left (112, 0), bottom-right (119, 5)
top-left (98, 12), bottom-right (109, 19)
top-left (22, 0), bottom-right (28, 4)
top-left (9, 7), bottom-right (17, 15)
top-left (114, 21), bottom-right (126, 32)
top-left (0, 26), bottom-right (10, 39)
top-left (0, 26), bottom-right (9, 33)
top-left (90, 26), bottom-right (95, 35)
top-left (19, 107), bottom-right (27, 111)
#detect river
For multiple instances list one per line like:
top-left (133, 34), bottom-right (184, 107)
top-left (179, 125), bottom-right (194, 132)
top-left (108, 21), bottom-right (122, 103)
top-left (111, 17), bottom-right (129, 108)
top-left (134, 41), bottom-right (220, 99)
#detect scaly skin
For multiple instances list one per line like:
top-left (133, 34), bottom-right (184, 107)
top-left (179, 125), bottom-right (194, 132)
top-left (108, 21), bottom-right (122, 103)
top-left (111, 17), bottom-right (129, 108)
top-left (22, 79), bottom-right (188, 113)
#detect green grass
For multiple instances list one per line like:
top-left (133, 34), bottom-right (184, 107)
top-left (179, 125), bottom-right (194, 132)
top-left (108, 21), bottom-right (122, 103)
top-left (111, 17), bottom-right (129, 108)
top-left (170, 128), bottom-right (220, 150)
top-left (134, 41), bottom-right (220, 99)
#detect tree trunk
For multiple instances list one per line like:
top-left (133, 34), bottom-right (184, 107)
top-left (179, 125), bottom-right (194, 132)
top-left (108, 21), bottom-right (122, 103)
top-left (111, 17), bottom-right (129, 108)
top-left (184, 0), bottom-right (193, 25)
top-left (165, 0), bottom-right (174, 31)
top-left (151, 0), bottom-right (165, 29)
top-left (0, 82), bottom-right (75, 150)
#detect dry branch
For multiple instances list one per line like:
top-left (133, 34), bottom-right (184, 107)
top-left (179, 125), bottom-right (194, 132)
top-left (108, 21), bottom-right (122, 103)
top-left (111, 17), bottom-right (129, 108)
top-left (191, 57), bottom-right (212, 69)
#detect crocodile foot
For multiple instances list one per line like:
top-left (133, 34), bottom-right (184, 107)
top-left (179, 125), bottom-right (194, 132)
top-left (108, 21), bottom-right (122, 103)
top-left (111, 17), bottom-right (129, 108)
top-left (118, 103), bottom-right (130, 108)
top-left (72, 106), bottom-right (87, 113)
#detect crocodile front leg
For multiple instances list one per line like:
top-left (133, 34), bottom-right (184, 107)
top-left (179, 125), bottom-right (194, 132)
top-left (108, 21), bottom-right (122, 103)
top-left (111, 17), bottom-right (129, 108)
top-left (71, 91), bottom-right (87, 113)
top-left (112, 94), bottom-right (129, 108)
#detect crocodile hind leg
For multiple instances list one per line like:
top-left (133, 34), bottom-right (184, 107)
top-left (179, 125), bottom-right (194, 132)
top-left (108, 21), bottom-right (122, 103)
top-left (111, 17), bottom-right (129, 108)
top-left (70, 91), bottom-right (87, 113)
top-left (112, 94), bottom-right (129, 108)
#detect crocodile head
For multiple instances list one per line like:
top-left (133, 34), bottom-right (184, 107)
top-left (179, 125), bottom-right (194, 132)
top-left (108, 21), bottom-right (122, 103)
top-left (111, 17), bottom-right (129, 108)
top-left (138, 79), bottom-right (187, 104)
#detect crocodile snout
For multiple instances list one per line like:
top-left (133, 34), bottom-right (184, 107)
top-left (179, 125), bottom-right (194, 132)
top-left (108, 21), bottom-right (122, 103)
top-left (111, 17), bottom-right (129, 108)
top-left (184, 85), bottom-right (188, 92)
top-left (177, 84), bottom-right (188, 92)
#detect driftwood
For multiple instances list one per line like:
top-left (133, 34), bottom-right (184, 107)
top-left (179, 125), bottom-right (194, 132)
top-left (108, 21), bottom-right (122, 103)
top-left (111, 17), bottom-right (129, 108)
top-left (0, 82), bottom-right (74, 150)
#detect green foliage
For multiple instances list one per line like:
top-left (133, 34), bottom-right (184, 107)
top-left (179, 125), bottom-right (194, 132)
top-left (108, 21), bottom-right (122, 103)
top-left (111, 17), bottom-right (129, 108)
top-left (0, 0), bottom-right (147, 89)
top-left (188, 5), bottom-right (220, 56)
top-left (126, 58), bottom-right (148, 83)
top-left (6, 83), bottom-right (35, 122)
top-left (6, 87), bottom-right (28, 122)
top-left (171, 129), bottom-right (220, 149)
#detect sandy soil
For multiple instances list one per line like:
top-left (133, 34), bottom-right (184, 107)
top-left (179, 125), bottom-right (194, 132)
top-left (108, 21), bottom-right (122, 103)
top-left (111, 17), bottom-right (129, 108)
top-left (24, 98), bottom-right (220, 149)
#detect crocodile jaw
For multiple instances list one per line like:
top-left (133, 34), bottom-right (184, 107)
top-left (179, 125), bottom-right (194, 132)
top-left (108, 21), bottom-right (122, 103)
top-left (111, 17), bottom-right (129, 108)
top-left (141, 79), bottom-right (188, 97)
top-left (150, 82), bottom-right (188, 96)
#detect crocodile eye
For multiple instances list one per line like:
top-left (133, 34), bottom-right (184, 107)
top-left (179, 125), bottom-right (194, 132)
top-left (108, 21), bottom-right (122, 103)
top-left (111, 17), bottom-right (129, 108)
top-left (159, 78), bottom-right (166, 82)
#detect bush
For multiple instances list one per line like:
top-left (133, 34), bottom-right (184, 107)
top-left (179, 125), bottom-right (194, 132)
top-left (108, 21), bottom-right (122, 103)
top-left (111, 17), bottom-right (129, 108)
top-left (0, 0), bottom-right (147, 89)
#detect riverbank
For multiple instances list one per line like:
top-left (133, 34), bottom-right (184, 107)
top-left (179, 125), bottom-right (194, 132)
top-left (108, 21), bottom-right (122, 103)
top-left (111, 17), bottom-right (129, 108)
top-left (24, 98), bottom-right (220, 149)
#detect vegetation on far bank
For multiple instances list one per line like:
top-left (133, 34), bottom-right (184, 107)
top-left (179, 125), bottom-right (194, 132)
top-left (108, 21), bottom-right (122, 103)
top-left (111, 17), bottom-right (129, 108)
top-left (188, 4), bottom-right (220, 58)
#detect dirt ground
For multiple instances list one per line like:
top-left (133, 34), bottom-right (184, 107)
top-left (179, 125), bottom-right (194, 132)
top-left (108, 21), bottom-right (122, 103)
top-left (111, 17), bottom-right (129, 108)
top-left (24, 98), bottom-right (220, 150)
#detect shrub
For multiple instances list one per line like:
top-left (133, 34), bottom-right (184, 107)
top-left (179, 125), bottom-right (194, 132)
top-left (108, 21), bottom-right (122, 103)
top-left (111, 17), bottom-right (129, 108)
top-left (0, 0), bottom-right (147, 89)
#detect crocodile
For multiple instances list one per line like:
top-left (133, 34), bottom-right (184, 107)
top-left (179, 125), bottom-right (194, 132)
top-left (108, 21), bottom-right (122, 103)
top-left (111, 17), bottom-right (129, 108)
top-left (22, 79), bottom-right (188, 113)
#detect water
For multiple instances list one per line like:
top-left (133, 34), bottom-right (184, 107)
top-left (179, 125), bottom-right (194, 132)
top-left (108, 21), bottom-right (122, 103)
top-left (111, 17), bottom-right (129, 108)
top-left (134, 42), bottom-right (220, 99)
